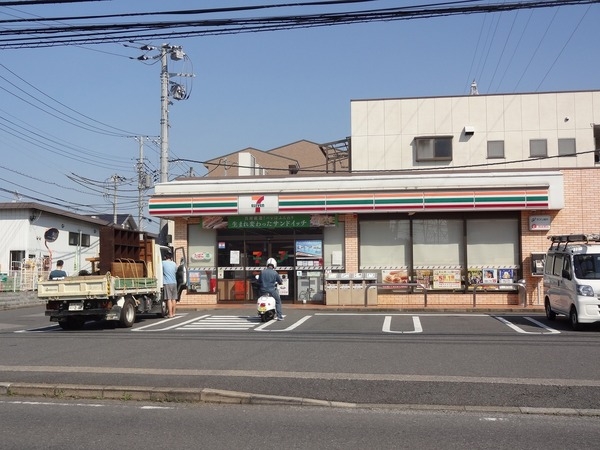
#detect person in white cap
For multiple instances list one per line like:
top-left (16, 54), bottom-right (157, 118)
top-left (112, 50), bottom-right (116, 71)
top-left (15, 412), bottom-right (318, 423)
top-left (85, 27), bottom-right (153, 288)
top-left (258, 257), bottom-right (284, 320)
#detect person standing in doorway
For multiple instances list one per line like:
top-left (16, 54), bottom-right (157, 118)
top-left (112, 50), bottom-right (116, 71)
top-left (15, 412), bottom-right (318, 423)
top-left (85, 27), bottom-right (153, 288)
top-left (258, 257), bottom-right (284, 321)
top-left (49, 260), bottom-right (67, 280)
top-left (162, 252), bottom-right (178, 318)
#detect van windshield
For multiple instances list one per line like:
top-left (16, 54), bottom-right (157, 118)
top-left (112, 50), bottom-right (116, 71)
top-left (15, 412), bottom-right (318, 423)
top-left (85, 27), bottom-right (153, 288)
top-left (574, 255), bottom-right (600, 280)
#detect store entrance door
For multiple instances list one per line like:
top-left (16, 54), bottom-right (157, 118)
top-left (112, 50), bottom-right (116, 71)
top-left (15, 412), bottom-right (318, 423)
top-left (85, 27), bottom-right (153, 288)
top-left (244, 239), bottom-right (295, 302)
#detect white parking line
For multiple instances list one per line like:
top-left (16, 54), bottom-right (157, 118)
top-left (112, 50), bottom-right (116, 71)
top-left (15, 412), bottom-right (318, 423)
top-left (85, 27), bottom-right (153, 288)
top-left (493, 316), bottom-right (560, 334)
top-left (382, 315), bottom-right (423, 334)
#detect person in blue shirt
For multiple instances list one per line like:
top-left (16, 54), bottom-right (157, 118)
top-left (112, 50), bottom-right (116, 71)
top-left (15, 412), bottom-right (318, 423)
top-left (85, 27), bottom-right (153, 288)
top-left (162, 252), bottom-right (178, 318)
top-left (49, 260), bottom-right (67, 280)
top-left (258, 258), bottom-right (284, 321)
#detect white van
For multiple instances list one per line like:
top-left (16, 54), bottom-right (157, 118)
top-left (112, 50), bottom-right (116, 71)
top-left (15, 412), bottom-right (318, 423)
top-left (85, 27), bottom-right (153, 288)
top-left (543, 234), bottom-right (600, 330)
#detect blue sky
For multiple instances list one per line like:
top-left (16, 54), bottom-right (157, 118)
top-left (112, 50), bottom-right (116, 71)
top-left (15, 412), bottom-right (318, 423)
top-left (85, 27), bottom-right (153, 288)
top-left (0, 1), bottom-right (598, 233)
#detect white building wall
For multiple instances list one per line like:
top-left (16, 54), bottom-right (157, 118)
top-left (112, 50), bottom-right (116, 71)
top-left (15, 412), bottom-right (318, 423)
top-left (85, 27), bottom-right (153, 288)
top-left (0, 208), bottom-right (102, 275)
top-left (351, 90), bottom-right (600, 171)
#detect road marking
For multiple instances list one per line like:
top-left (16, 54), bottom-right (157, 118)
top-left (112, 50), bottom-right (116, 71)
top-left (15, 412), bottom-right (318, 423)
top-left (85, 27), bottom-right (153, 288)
top-left (493, 316), bottom-right (560, 334)
top-left (14, 325), bottom-right (61, 333)
top-left (382, 316), bottom-right (423, 334)
top-left (255, 315), bottom-right (312, 332)
top-left (132, 314), bottom-right (205, 331)
top-left (180, 315), bottom-right (260, 331)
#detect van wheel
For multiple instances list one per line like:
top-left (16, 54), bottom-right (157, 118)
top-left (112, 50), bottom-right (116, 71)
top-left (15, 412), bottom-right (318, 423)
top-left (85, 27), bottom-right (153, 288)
top-left (570, 307), bottom-right (582, 331)
top-left (545, 300), bottom-right (556, 320)
top-left (120, 300), bottom-right (136, 328)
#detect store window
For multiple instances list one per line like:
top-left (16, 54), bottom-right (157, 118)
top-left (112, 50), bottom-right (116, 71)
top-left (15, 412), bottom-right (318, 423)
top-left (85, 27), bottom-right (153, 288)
top-left (466, 218), bottom-right (519, 286)
top-left (323, 223), bottom-right (344, 269)
top-left (360, 220), bottom-right (410, 267)
top-left (415, 137), bottom-right (453, 162)
top-left (359, 214), bottom-right (520, 291)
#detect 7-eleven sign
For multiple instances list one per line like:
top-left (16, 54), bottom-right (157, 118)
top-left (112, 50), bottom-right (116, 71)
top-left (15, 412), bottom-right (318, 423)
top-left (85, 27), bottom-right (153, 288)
top-left (238, 195), bottom-right (279, 214)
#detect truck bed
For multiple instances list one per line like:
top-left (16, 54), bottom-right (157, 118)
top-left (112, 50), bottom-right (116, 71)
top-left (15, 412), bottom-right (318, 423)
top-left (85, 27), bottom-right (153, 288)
top-left (38, 274), bottom-right (159, 299)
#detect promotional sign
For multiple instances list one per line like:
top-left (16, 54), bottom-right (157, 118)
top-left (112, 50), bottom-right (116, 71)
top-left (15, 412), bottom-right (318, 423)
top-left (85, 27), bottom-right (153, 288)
top-left (529, 215), bottom-right (551, 231)
top-left (433, 269), bottom-right (462, 289)
top-left (296, 240), bottom-right (322, 258)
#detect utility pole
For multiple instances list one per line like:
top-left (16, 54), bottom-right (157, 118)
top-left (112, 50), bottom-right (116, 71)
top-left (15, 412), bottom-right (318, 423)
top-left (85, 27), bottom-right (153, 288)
top-left (110, 174), bottom-right (124, 225)
top-left (135, 43), bottom-right (193, 240)
top-left (159, 45), bottom-right (170, 186)
top-left (137, 137), bottom-right (147, 231)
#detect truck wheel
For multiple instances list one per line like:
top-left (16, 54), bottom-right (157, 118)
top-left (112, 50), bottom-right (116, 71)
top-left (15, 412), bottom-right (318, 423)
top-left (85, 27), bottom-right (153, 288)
top-left (59, 317), bottom-right (85, 330)
top-left (120, 300), bottom-right (136, 328)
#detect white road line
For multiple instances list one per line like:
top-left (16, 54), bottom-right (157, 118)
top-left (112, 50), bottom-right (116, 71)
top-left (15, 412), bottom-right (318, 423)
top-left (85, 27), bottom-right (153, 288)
top-left (493, 316), bottom-right (560, 334)
top-left (132, 314), bottom-right (205, 332)
top-left (382, 315), bottom-right (423, 334)
top-left (14, 325), bottom-right (61, 333)
top-left (255, 315), bottom-right (312, 332)
top-left (181, 316), bottom-right (259, 331)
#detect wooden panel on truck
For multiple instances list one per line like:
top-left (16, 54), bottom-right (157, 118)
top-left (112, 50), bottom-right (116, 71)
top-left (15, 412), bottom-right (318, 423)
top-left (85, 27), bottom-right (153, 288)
top-left (110, 260), bottom-right (147, 278)
top-left (139, 239), bottom-right (155, 277)
top-left (99, 226), bottom-right (147, 274)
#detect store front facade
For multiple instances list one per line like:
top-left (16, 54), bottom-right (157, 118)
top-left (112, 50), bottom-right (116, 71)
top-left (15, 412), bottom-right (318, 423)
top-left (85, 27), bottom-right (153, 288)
top-left (149, 170), bottom-right (565, 307)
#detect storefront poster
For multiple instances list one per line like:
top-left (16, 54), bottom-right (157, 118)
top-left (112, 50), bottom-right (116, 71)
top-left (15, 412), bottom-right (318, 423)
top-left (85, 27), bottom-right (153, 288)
top-left (433, 269), bottom-right (462, 289)
top-left (230, 250), bottom-right (240, 265)
top-left (468, 269), bottom-right (483, 286)
top-left (296, 240), bottom-right (323, 258)
top-left (202, 216), bottom-right (228, 229)
top-left (499, 268), bottom-right (515, 290)
top-left (278, 273), bottom-right (289, 296)
top-left (415, 269), bottom-right (433, 289)
top-left (381, 269), bottom-right (409, 289)
top-left (483, 268), bottom-right (497, 283)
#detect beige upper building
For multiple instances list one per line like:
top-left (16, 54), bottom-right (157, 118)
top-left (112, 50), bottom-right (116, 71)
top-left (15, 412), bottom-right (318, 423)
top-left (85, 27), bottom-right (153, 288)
top-left (202, 139), bottom-right (349, 177)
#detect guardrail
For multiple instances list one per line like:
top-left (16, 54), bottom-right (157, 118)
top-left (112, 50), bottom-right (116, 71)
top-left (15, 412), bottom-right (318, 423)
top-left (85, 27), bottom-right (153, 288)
top-left (364, 282), bottom-right (428, 307)
top-left (472, 281), bottom-right (526, 307)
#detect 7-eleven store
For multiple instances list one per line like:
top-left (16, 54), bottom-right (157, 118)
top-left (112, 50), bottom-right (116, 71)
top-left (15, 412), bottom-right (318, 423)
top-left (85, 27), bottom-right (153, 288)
top-left (148, 170), bottom-right (563, 308)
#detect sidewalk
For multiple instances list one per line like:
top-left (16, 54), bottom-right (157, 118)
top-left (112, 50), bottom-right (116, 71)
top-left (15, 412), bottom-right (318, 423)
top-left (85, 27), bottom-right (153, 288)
top-left (180, 301), bottom-right (546, 314)
top-left (0, 290), bottom-right (545, 314)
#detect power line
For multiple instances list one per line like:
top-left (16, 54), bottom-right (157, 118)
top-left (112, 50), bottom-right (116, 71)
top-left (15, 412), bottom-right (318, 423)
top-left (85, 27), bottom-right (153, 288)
top-left (0, 1), bottom-right (597, 49)
top-left (176, 147), bottom-right (600, 175)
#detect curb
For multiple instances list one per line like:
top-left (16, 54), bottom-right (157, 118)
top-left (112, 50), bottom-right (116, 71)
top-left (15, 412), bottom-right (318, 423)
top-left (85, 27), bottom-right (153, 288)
top-left (0, 382), bottom-right (355, 408)
top-left (2, 382), bottom-right (600, 416)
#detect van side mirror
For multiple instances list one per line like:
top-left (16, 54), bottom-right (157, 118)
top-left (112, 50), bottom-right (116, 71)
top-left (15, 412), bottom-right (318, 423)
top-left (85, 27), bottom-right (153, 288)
top-left (561, 269), bottom-right (571, 280)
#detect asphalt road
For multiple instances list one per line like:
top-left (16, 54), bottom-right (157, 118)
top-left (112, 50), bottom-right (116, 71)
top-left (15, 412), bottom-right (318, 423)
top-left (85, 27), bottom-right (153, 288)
top-left (1, 305), bottom-right (600, 410)
top-left (2, 397), bottom-right (600, 450)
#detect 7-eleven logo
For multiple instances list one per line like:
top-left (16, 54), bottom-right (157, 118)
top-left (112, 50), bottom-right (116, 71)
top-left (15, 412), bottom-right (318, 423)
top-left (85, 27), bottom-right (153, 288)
top-left (239, 195), bottom-right (278, 214)
top-left (252, 195), bottom-right (265, 213)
